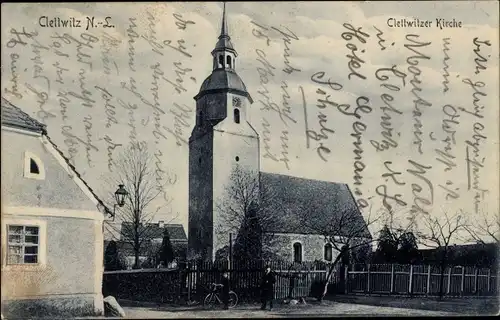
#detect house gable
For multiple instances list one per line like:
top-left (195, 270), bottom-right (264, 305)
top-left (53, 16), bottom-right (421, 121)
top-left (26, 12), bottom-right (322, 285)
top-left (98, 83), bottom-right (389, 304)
top-left (1, 98), bottom-right (109, 214)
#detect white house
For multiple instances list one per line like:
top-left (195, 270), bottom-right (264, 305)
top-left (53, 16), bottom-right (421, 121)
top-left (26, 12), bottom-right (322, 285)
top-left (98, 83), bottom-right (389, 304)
top-left (1, 97), bottom-right (111, 318)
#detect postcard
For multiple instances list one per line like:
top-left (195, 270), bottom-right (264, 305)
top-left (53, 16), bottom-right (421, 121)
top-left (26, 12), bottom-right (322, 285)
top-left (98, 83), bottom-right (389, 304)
top-left (1, 1), bottom-right (498, 319)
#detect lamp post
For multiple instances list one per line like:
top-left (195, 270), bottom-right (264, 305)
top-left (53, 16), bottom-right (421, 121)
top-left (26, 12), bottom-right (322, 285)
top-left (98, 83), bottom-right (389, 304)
top-left (109, 184), bottom-right (128, 220)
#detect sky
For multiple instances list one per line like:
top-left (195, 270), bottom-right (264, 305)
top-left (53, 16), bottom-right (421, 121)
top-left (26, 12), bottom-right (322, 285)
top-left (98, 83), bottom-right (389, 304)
top-left (1, 1), bottom-right (499, 246)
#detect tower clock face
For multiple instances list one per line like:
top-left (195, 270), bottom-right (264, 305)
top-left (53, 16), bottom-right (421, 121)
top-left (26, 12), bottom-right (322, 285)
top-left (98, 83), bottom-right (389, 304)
top-left (232, 96), bottom-right (242, 108)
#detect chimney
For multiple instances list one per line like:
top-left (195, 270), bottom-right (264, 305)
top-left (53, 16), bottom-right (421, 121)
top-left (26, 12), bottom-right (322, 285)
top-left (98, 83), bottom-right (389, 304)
top-left (158, 220), bottom-right (164, 228)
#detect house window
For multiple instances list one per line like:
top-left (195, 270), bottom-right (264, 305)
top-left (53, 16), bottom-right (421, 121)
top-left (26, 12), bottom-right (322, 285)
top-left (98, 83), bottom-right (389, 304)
top-left (234, 108), bottom-right (240, 124)
top-left (227, 55), bottom-right (232, 68)
top-left (324, 243), bottom-right (333, 261)
top-left (30, 159), bottom-right (40, 174)
top-left (7, 225), bottom-right (40, 264)
top-left (24, 151), bottom-right (45, 180)
top-left (293, 242), bottom-right (302, 263)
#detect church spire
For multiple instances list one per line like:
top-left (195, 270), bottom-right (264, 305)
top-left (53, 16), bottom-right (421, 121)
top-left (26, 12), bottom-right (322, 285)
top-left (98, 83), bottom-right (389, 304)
top-left (220, 1), bottom-right (228, 39)
top-left (211, 1), bottom-right (237, 70)
top-left (193, 1), bottom-right (253, 104)
top-left (213, 2), bottom-right (235, 53)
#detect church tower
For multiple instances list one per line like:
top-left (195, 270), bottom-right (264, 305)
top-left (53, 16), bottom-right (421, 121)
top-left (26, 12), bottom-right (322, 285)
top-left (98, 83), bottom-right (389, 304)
top-left (188, 3), bottom-right (260, 261)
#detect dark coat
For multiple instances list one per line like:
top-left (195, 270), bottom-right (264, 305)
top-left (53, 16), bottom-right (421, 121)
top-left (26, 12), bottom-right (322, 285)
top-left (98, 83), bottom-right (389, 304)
top-left (260, 271), bottom-right (276, 297)
top-left (221, 276), bottom-right (230, 295)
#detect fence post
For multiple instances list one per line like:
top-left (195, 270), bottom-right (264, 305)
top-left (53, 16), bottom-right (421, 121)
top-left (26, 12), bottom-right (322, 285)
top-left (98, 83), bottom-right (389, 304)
top-left (390, 264), bottom-right (395, 294)
top-left (366, 264), bottom-right (371, 294)
top-left (187, 264), bottom-right (191, 302)
top-left (408, 265), bottom-right (414, 295)
top-left (474, 268), bottom-right (479, 295)
top-left (487, 269), bottom-right (491, 293)
top-left (446, 267), bottom-right (452, 295)
top-left (344, 265), bottom-right (349, 294)
top-left (229, 233), bottom-right (233, 269)
top-left (460, 266), bottom-right (465, 296)
top-left (425, 265), bottom-right (431, 295)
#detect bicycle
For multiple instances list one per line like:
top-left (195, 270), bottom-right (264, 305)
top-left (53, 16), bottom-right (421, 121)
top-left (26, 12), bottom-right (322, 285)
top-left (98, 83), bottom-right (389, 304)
top-left (203, 283), bottom-right (238, 309)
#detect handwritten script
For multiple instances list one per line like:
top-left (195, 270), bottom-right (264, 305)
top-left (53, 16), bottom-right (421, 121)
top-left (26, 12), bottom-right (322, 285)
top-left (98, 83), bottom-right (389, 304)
top-left (2, 2), bottom-right (498, 237)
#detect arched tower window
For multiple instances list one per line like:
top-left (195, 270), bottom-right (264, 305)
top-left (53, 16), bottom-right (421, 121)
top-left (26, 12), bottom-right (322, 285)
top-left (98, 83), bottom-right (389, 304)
top-left (226, 55), bottom-right (232, 68)
top-left (218, 55), bottom-right (224, 68)
top-left (324, 243), bottom-right (333, 261)
top-left (233, 108), bottom-right (240, 124)
top-left (293, 242), bottom-right (302, 263)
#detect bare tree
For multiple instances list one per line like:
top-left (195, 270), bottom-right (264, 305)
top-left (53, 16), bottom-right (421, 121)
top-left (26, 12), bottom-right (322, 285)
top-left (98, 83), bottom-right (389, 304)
top-left (415, 210), bottom-right (466, 299)
top-left (464, 210), bottom-right (499, 245)
top-left (214, 165), bottom-right (281, 262)
top-left (104, 142), bottom-right (176, 269)
top-left (294, 197), bottom-right (381, 301)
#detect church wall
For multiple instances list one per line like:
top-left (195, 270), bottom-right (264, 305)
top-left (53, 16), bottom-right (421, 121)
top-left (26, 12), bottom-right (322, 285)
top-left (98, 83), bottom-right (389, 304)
top-left (266, 233), bottom-right (341, 263)
top-left (211, 126), bottom-right (259, 260)
top-left (188, 131), bottom-right (214, 260)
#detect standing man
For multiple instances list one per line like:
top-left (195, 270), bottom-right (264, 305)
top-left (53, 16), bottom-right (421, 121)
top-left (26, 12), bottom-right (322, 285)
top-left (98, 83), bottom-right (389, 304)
top-left (221, 272), bottom-right (230, 310)
top-left (260, 265), bottom-right (276, 311)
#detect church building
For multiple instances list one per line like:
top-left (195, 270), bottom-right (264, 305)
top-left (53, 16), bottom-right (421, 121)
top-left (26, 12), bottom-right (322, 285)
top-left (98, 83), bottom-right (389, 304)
top-left (188, 4), bottom-right (370, 263)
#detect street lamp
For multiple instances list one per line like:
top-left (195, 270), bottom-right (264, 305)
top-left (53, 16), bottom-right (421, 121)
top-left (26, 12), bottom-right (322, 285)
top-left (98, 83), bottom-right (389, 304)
top-left (110, 184), bottom-right (128, 220)
top-left (115, 184), bottom-right (128, 207)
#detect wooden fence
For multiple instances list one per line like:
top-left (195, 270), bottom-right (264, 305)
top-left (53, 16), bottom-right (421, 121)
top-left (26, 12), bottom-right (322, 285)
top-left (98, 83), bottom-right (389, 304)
top-left (346, 264), bottom-right (499, 296)
top-left (103, 260), bottom-right (338, 304)
top-left (184, 260), bottom-right (338, 302)
top-left (102, 262), bottom-right (498, 304)
top-left (103, 268), bottom-right (184, 303)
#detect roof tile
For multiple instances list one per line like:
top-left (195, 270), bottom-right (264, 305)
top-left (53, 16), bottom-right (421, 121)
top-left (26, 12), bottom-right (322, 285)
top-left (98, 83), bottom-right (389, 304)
top-left (120, 222), bottom-right (187, 241)
top-left (260, 172), bottom-right (371, 239)
top-left (1, 97), bottom-right (46, 133)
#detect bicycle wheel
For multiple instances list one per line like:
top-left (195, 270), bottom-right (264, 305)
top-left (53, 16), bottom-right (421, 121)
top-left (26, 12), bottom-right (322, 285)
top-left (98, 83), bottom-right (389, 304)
top-left (228, 291), bottom-right (238, 308)
top-left (204, 293), bottom-right (215, 308)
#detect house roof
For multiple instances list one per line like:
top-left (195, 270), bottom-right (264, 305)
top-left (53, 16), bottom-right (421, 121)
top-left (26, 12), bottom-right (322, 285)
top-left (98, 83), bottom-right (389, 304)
top-left (419, 242), bottom-right (498, 255)
top-left (259, 172), bottom-right (371, 239)
top-left (120, 222), bottom-right (187, 242)
top-left (1, 97), bottom-right (47, 134)
top-left (105, 239), bottom-right (187, 257)
top-left (1, 97), bottom-right (111, 215)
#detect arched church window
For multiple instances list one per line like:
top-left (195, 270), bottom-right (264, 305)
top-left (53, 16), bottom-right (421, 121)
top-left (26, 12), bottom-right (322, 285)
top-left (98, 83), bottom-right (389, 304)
top-left (293, 242), bottom-right (302, 263)
top-left (235, 156), bottom-right (239, 162)
top-left (324, 243), bottom-right (333, 261)
top-left (227, 55), bottom-right (232, 68)
top-left (234, 108), bottom-right (240, 124)
top-left (198, 111), bottom-right (203, 126)
top-left (218, 55), bottom-right (224, 68)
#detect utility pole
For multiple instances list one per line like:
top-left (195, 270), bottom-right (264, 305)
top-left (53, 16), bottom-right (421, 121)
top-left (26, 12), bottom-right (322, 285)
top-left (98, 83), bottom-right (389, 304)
top-left (229, 233), bottom-right (233, 268)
